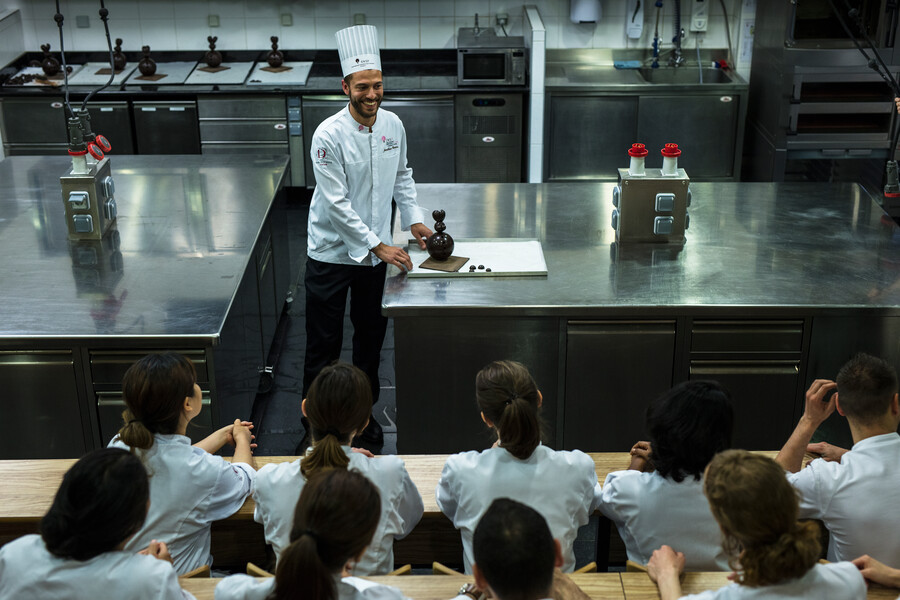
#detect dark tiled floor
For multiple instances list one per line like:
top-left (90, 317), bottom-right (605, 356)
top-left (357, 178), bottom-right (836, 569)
top-left (250, 199), bottom-right (398, 456)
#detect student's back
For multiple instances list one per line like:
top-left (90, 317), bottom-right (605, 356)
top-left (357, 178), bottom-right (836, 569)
top-left (599, 381), bottom-right (733, 570)
top-left (252, 362), bottom-right (422, 575)
top-left (435, 360), bottom-right (601, 573)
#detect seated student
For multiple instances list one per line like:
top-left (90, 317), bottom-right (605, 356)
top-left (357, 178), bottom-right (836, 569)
top-left (597, 380), bottom-right (733, 570)
top-left (108, 352), bottom-right (256, 574)
top-left (774, 352), bottom-right (900, 564)
top-left (0, 448), bottom-right (192, 599)
top-left (647, 450), bottom-right (866, 600)
top-left (470, 498), bottom-right (589, 600)
top-left (436, 360), bottom-right (602, 573)
top-left (216, 469), bottom-right (417, 600)
top-left (252, 362), bottom-right (423, 574)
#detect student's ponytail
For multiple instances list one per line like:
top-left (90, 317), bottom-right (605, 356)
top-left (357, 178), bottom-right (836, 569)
top-left (269, 469), bottom-right (381, 600)
top-left (705, 450), bottom-right (821, 588)
top-left (300, 362), bottom-right (372, 478)
top-left (476, 361), bottom-right (544, 460)
top-left (116, 353), bottom-right (197, 450)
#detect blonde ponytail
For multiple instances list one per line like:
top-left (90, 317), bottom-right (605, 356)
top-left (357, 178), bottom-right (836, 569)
top-left (739, 521), bottom-right (821, 587)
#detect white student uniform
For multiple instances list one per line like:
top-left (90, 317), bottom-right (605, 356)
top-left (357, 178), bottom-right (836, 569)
top-left (435, 443), bottom-right (602, 573)
top-left (215, 574), bottom-right (427, 600)
top-left (0, 534), bottom-right (194, 600)
top-left (109, 433), bottom-right (255, 574)
top-left (676, 561), bottom-right (865, 599)
top-left (597, 470), bottom-right (729, 570)
top-left (787, 432), bottom-right (900, 564)
top-left (252, 447), bottom-right (424, 574)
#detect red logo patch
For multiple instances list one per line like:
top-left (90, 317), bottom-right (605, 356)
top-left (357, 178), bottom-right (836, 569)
top-left (316, 148), bottom-right (327, 159)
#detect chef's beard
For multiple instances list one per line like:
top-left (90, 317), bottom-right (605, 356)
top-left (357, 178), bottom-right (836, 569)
top-left (350, 94), bottom-right (382, 119)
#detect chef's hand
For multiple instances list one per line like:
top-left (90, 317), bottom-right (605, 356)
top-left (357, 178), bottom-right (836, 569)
top-left (373, 243), bottom-right (413, 271)
top-left (410, 223), bottom-right (432, 250)
top-left (895, 96), bottom-right (900, 114)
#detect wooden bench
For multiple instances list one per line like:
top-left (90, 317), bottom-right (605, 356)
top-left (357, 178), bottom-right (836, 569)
top-left (0, 452), bottom-right (780, 570)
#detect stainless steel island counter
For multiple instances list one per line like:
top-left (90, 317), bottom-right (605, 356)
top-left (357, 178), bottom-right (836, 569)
top-left (0, 155), bottom-right (293, 458)
top-left (384, 182), bottom-right (900, 453)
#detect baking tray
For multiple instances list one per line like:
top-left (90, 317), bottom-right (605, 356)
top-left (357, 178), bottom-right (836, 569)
top-left (245, 61), bottom-right (313, 86)
top-left (184, 62), bottom-right (255, 85)
top-left (124, 61), bottom-right (197, 85)
top-left (406, 238), bottom-right (547, 278)
top-left (66, 62), bottom-right (136, 86)
top-left (3, 65), bottom-right (84, 86)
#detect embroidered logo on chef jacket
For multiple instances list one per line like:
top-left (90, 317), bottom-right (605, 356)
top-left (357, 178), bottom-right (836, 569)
top-left (315, 147), bottom-right (330, 166)
top-left (382, 136), bottom-right (398, 152)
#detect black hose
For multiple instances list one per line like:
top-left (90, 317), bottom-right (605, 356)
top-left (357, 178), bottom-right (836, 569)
top-left (81, 1), bottom-right (115, 110)
top-left (54, 0), bottom-right (74, 118)
top-left (717, 0), bottom-right (734, 67)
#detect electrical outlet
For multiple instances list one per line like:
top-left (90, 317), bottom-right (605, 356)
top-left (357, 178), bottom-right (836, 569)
top-left (75, 15), bottom-right (90, 28)
top-left (690, 0), bottom-right (708, 32)
top-left (280, 13), bottom-right (293, 26)
top-left (496, 13), bottom-right (508, 26)
top-left (208, 14), bottom-right (220, 28)
top-left (354, 13), bottom-right (366, 25)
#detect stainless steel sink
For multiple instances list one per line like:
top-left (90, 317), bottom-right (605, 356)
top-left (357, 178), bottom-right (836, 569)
top-left (637, 67), bottom-right (733, 84)
top-left (564, 66), bottom-right (644, 84)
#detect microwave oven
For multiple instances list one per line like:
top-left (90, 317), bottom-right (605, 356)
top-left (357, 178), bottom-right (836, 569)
top-left (457, 29), bottom-right (527, 86)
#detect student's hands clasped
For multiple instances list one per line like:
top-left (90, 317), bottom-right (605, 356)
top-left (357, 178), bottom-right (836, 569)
top-left (138, 539), bottom-right (172, 564)
top-left (226, 419), bottom-right (256, 449)
top-left (628, 441), bottom-right (653, 472)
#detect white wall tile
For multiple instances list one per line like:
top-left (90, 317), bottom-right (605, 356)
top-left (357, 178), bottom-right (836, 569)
top-left (280, 17), bottom-right (317, 49)
top-left (247, 1), bottom-right (281, 19)
top-left (70, 18), bottom-right (109, 50)
top-left (214, 16), bottom-right (248, 49)
top-left (385, 16), bottom-right (419, 47)
top-left (419, 15), bottom-right (454, 47)
top-left (454, 0), bottom-right (490, 21)
top-left (540, 15), bottom-right (560, 47)
top-left (315, 0), bottom-right (349, 18)
top-left (351, 0), bottom-right (385, 17)
top-left (245, 17), bottom-right (282, 49)
top-left (385, 0), bottom-right (416, 17)
top-left (141, 19), bottom-right (177, 51)
top-left (420, 0), bottom-right (454, 17)
top-left (105, 17), bottom-right (142, 49)
top-left (25, 0), bottom-right (68, 22)
top-left (215, 0), bottom-right (246, 18)
top-left (139, 0), bottom-right (174, 20)
top-left (32, 15), bottom-right (74, 50)
top-left (176, 0), bottom-right (211, 20)
top-left (527, 0), bottom-right (562, 18)
top-left (174, 19), bottom-right (211, 50)
top-left (315, 16), bottom-right (349, 47)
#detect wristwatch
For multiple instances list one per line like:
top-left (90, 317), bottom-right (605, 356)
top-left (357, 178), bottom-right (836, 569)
top-left (459, 583), bottom-right (479, 600)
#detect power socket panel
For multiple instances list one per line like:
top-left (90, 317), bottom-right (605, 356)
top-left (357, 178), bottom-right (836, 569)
top-left (690, 0), bottom-right (708, 32)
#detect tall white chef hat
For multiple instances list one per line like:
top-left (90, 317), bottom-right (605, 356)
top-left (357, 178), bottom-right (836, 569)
top-left (335, 25), bottom-right (382, 78)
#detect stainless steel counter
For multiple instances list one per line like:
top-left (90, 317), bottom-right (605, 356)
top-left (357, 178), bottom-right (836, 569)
top-left (385, 182), bottom-right (900, 315)
top-left (385, 182), bottom-right (900, 454)
top-left (0, 155), bottom-right (287, 339)
top-left (0, 155), bottom-right (291, 459)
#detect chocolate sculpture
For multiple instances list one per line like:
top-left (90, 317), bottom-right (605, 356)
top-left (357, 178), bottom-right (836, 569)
top-left (205, 36), bottom-right (222, 68)
top-left (40, 43), bottom-right (60, 76)
top-left (112, 38), bottom-right (126, 71)
top-left (138, 45), bottom-right (156, 76)
top-left (426, 209), bottom-right (454, 261)
top-left (266, 36), bottom-right (284, 68)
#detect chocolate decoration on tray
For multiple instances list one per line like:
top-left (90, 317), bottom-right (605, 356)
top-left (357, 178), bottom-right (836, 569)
top-left (113, 38), bottom-right (126, 71)
top-left (266, 36), bottom-right (284, 68)
top-left (138, 45), bottom-right (157, 76)
top-left (426, 209), bottom-right (454, 261)
top-left (40, 44), bottom-right (60, 76)
top-left (205, 36), bottom-right (222, 68)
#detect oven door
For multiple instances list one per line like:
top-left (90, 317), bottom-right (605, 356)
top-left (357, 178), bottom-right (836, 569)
top-left (458, 49), bottom-right (511, 85)
top-left (787, 0), bottom-right (896, 51)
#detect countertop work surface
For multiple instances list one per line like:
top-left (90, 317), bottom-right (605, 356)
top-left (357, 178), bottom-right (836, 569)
top-left (385, 182), bottom-right (900, 317)
top-left (0, 154), bottom-right (288, 340)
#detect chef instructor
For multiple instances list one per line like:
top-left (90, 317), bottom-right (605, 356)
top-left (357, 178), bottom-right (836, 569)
top-left (302, 25), bottom-right (432, 449)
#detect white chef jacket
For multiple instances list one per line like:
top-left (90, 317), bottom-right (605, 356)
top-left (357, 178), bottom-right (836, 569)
top-left (0, 534), bottom-right (194, 600)
top-left (435, 444), bottom-right (602, 573)
top-left (308, 104), bottom-right (424, 266)
top-left (215, 575), bottom-right (422, 600)
top-left (677, 561), bottom-right (865, 600)
top-left (597, 470), bottom-right (729, 571)
top-left (787, 432), bottom-right (900, 564)
top-left (109, 433), bottom-right (255, 574)
top-left (252, 447), bottom-right (423, 575)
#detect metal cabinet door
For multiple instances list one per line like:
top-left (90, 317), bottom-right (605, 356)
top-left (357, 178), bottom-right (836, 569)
top-left (384, 96), bottom-right (455, 183)
top-left (133, 101), bottom-right (201, 154)
top-left (301, 96), bottom-right (346, 188)
top-left (564, 321), bottom-right (676, 450)
top-left (0, 97), bottom-right (68, 153)
top-left (638, 95), bottom-right (739, 179)
top-left (0, 351), bottom-right (89, 458)
top-left (546, 95), bottom-right (638, 181)
top-left (88, 102), bottom-right (135, 154)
